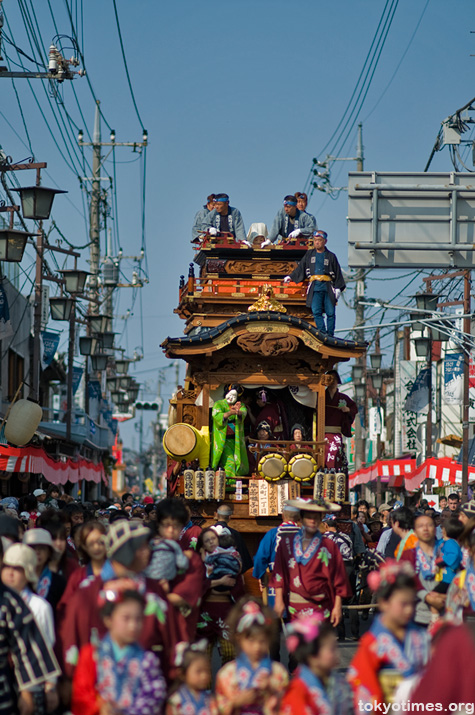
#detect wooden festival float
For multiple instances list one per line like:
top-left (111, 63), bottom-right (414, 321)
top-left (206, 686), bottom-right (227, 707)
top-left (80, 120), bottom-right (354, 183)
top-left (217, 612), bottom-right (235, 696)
top-left (161, 233), bottom-right (366, 551)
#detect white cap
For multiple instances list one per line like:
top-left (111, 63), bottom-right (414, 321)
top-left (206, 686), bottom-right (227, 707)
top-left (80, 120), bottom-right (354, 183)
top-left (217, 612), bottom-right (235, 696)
top-left (33, 489), bottom-right (46, 497)
top-left (3, 543), bottom-right (39, 588)
top-left (23, 528), bottom-right (53, 548)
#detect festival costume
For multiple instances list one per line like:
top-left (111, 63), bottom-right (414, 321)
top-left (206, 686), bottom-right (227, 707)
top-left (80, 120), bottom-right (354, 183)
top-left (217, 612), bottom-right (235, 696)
top-left (216, 653), bottom-right (288, 715)
top-left (268, 208), bottom-right (315, 243)
top-left (71, 635), bottom-right (166, 715)
top-left (36, 565), bottom-right (66, 611)
top-left (445, 562), bottom-right (475, 623)
top-left (348, 615), bottom-right (429, 707)
top-left (57, 563), bottom-right (182, 682)
top-left (197, 579), bottom-right (245, 665)
top-left (394, 531), bottom-right (417, 560)
top-left (401, 540), bottom-right (443, 625)
top-left (166, 684), bottom-right (218, 715)
top-left (280, 665), bottom-right (352, 715)
top-left (324, 389), bottom-right (357, 471)
top-left (252, 521), bottom-right (300, 607)
top-left (179, 521), bottom-right (203, 552)
top-left (203, 207), bottom-right (247, 242)
top-left (192, 206), bottom-right (211, 241)
top-left (169, 550), bottom-right (207, 641)
top-left (255, 401), bottom-right (288, 440)
top-left (272, 528), bottom-right (350, 620)
top-left (212, 400), bottom-right (249, 478)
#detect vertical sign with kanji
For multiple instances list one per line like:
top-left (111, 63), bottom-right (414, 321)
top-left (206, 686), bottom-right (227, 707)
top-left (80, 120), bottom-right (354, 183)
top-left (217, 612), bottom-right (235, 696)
top-left (398, 361), bottom-right (419, 454)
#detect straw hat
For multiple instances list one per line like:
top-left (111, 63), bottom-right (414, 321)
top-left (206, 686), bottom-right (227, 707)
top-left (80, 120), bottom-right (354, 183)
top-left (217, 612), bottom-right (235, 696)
top-left (286, 498), bottom-right (341, 513)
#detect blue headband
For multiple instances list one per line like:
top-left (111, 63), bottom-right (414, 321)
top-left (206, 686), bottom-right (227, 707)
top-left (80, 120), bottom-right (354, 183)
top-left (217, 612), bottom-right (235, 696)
top-left (314, 231), bottom-right (328, 239)
top-left (284, 200), bottom-right (297, 206)
top-left (216, 196), bottom-right (229, 202)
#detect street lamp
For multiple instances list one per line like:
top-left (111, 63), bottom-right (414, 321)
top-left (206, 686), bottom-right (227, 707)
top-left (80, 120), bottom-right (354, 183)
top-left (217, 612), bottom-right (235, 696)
top-left (355, 383), bottom-right (366, 400)
top-left (0, 229), bottom-right (32, 262)
top-left (13, 186), bottom-right (67, 221)
top-left (369, 353), bottom-right (383, 370)
top-left (372, 372), bottom-right (383, 390)
top-left (49, 296), bottom-right (74, 321)
top-left (118, 376), bottom-right (132, 390)
top-left (94, 331), bottom-right (115, 349)
top-left (86, 313), bottom-right (111, 334)
top-left (352, 365), bottom-right (364, 382)
top-left (410, 312), bottom-right (425, 330)
top-left (414, 336), bottom-right (431, 359)
top-left (60, 269), bottom-right (90, 295)
top-left (115, 358), bottom-right (131, 375)
top-left (90, 353), bottom-right (109, 371)
top-left (79, 336), bottom-right (101, 356)
top-left (414, 292), bottom-right (440, 312)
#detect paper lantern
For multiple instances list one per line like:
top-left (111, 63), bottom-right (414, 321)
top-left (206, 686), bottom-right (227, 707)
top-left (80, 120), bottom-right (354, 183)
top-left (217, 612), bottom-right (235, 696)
top-left (204, 468), bottom-right (215, 500)
top-left (5, 399), bottom-right (43, 446)
top-left (194, 468), bottom-right (205, 500)
top-left (324, 471), bottom-right (336, 501)
top-left (313, 470), bottom-right (325, 500)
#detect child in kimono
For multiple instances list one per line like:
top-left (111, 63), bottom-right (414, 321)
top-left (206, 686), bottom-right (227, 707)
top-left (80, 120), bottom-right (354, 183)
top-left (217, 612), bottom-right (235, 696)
top-left (166, 640), bottom-right (218, 715)
top-left (348, 560), bottom-right (429, 709)
top-left (71, 589), bottom-right (166, 715)
top-left (280, 612), bottom-right (353, 715)
top-left (215, 597), bottom-right (288, 715)
top-left (204, 529), bottom-right (242, 592)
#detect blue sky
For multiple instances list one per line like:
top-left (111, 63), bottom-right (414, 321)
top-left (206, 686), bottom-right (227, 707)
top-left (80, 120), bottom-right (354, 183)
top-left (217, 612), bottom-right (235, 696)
top-left (1, 0), bottom-right (474, 449)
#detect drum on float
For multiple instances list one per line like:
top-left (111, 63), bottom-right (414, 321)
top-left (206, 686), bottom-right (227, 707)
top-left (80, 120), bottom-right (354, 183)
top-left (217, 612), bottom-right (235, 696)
top-left (258, 453), bottom-right (288, 482)
top-left (288, 453), bottom-right (318, 483)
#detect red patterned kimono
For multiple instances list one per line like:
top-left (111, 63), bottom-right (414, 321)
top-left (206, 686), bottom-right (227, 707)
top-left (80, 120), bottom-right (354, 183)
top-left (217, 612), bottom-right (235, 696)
top-left (272, 530), bottom-right (350, 620)
top-left (170, 550), bottom-right (207, 641)
top-left (57, 571), bottom-right (182, 683)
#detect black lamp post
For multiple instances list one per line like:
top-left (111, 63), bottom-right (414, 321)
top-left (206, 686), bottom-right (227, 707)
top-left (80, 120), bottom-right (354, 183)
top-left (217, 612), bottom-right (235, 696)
top-left (352, 365), bottom-right (364, 382)
top-left (355, 383), bottom-right (366, 400)
top-left (90, 353), bottom-right (109, 371)
top-left (79, 336), bottom-right (101, 356)
top-left (115, 358), bottom-right (131, 375)
top-left (94, 331), bottom-right (115, 349)
top-left (87, 313), bottom-right (111, 334)
top-left (414, 336), bottom-right (431, 359)
top-left (59, 269), bottom-right (90, 295)
top-left (414, 292), bottom-right (440, 313)
top-left (369, 353), bottom-right (383, 371)
top-left (0, 229), bottom-right (32, 262)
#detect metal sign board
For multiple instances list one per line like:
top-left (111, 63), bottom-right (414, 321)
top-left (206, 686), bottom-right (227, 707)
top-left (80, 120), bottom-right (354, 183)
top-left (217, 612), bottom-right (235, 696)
top-left (348, 171), bottom-right (475, 268)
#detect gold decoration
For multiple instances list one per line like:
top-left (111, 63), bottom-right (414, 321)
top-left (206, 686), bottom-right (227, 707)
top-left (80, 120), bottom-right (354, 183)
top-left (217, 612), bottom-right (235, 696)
top-left (248, 284), bottom-right (287, 313)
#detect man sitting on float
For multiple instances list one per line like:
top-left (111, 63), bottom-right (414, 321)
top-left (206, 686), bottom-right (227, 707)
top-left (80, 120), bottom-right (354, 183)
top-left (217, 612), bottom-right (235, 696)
top-left (262, 194), bottom-right (315, 246)
top-left (322, 369), bottom-right (357, 473)
top-left (202, 193), bottom-right (249, 244)
top-left (211, 384), bottom-right (249, 479)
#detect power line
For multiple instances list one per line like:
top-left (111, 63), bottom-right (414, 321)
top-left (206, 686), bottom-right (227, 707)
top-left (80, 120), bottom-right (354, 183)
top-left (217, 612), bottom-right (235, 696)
top-left (111, 0), bottom-right (145, 130)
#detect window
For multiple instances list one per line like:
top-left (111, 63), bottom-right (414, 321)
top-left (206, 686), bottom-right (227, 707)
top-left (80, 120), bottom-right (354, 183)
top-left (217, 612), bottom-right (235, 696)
top-left (8, 350), bottom-right (24, 401)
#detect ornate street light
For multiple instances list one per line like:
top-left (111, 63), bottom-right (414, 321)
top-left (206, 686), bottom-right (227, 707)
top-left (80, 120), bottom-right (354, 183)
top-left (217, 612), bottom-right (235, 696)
top-left (50, 296), bottom-right (74, 321)
top-left (13, 186), bottom-right (67, 220)
top-left (0, 229), bottom-right (32, 262)
top-left (354, 383), bottom-right (366, 400)
top-left (86, 313), bottom-right (111, 334)
top-left (59, 269), bottom-right (90, 295)
top-left (79, 336), bottom-right (101, 356)
top-left (410, 312), bottom-right (425, 330)
top-left (94, 331), bottom-right (115, 349)
top-left (352, 365), bottom-right (364, 382)
top-left (372, 372), bottom-right (383, 390)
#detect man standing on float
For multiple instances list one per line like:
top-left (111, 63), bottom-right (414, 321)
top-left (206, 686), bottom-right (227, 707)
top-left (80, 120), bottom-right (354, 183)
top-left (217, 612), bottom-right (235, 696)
top-left (211, 385), bottom-right (249, 478)
top-left (323, 369), bottom-right (358, 473)
top-left (284, 230), bottom-right (345, 336)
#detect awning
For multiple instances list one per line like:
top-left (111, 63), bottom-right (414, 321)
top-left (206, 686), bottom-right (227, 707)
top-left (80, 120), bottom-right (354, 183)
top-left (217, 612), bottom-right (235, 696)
top-left (0, 443), bottom-right (106, 485)
top-left (350, 455), bottom-right (475, 492)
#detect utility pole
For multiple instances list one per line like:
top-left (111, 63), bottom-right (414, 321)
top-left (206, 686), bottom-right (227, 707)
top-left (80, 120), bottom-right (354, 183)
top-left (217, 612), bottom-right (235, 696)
top-left (354, 123), bottom-right (366, 470)
top-left (89, 103), bottom-right (101, 315)
top-left (463, 270), bottom-right (471, 502)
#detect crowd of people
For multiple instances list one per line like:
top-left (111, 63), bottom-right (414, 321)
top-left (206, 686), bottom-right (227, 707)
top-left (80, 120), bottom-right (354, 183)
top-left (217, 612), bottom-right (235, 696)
top-left (1, 485), bottom-right (475, 714)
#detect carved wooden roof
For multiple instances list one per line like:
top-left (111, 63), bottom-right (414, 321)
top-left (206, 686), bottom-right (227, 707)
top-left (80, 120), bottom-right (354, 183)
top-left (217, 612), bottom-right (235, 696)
top-left (161, 311), bottom-right (366, 361)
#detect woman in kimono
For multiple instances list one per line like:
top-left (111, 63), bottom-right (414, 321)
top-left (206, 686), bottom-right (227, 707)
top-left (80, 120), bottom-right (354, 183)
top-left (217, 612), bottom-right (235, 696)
top-left (215, 597), bottom-right (288, 715)
top-left (212, 385), bottom-right (249, 479)
top-left (273, 499), bottom-right (351, 626)
top-left (348, 560), bottom-right (429, 708)
top-left (445, 523), bottom-right (475, 623)
top-left (280, 612), bottom-right (352, 715)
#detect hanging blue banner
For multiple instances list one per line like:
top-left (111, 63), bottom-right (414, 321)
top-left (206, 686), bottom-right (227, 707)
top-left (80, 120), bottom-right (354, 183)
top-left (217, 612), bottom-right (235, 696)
top-left (88, 379), bottom-right (102, 401)
top-left (444, 352), bottom-right (464, 405)
top-left (40, 331), bottom-right (60, 370)
top-left (0, 285), bottom-right (13, 341)
top-left (72, 366), bottom-right (83, 395)
top-left (404, 367), bottom-right (430, 413)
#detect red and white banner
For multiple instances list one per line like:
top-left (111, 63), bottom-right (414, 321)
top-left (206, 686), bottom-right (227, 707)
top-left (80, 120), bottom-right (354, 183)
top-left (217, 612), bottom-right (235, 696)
top-left (350, 456), bottom-right (475, 492)
top-left (0, 444), bottom-right (106, 485)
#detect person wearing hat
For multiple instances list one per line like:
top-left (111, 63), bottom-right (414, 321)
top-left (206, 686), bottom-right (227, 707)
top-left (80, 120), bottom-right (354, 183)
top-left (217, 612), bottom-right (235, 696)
top-left (459, 499), bottom-right (475, 525)
top-left (2, 543), bottom-right (59, 711)
top-left (322, 369), bottom-right (358, 472)
top-left (191, 193), bottom-right (216, 241)
top-left (272, 499), bottom-right (351, 627)
top-left (23, 528), bottom-right (67, 611)
top-left (378, 502), bottom-right (393, 527)
top-left (263, 194), bottom-right (315, 247)
top-left (202, 193), bottom-right (247, 243)
top-left (214, 504), bottom-right (253, 573)
top-left (283, 230), bottom-right (345, 336)
top-left (57, 519), bottom-right (182, 686)
top-left (33, 489), bottom-right (47, 514)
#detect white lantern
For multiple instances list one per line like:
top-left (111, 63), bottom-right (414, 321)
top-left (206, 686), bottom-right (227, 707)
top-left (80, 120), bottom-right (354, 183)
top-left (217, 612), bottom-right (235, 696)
top-left (4, 399), bottom-right (43, 446)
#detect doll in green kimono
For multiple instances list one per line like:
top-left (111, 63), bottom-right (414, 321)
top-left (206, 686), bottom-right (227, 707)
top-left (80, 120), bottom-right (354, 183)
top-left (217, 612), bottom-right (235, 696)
top-left (211, 385), bottom-right (249, 478)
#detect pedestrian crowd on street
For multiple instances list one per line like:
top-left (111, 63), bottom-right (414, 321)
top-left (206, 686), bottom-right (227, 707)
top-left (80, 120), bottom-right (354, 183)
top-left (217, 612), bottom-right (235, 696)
top-left (1, 484), bottom-right (475, 714)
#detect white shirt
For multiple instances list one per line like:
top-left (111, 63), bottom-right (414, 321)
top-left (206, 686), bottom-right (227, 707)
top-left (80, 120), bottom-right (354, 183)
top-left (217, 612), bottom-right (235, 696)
top-left (21, 588), bottom-right (55, 646)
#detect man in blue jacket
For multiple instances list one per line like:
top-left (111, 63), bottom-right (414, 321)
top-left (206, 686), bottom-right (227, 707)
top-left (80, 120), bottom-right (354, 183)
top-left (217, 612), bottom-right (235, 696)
top-left (191, 193), bottom-right (216, 241)
top-left (202, 193), bottom-right (247, 243)
top-left (263, 194), bottom-right (316, 246)
top-left (284, 230), bottom-right (345, 336)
